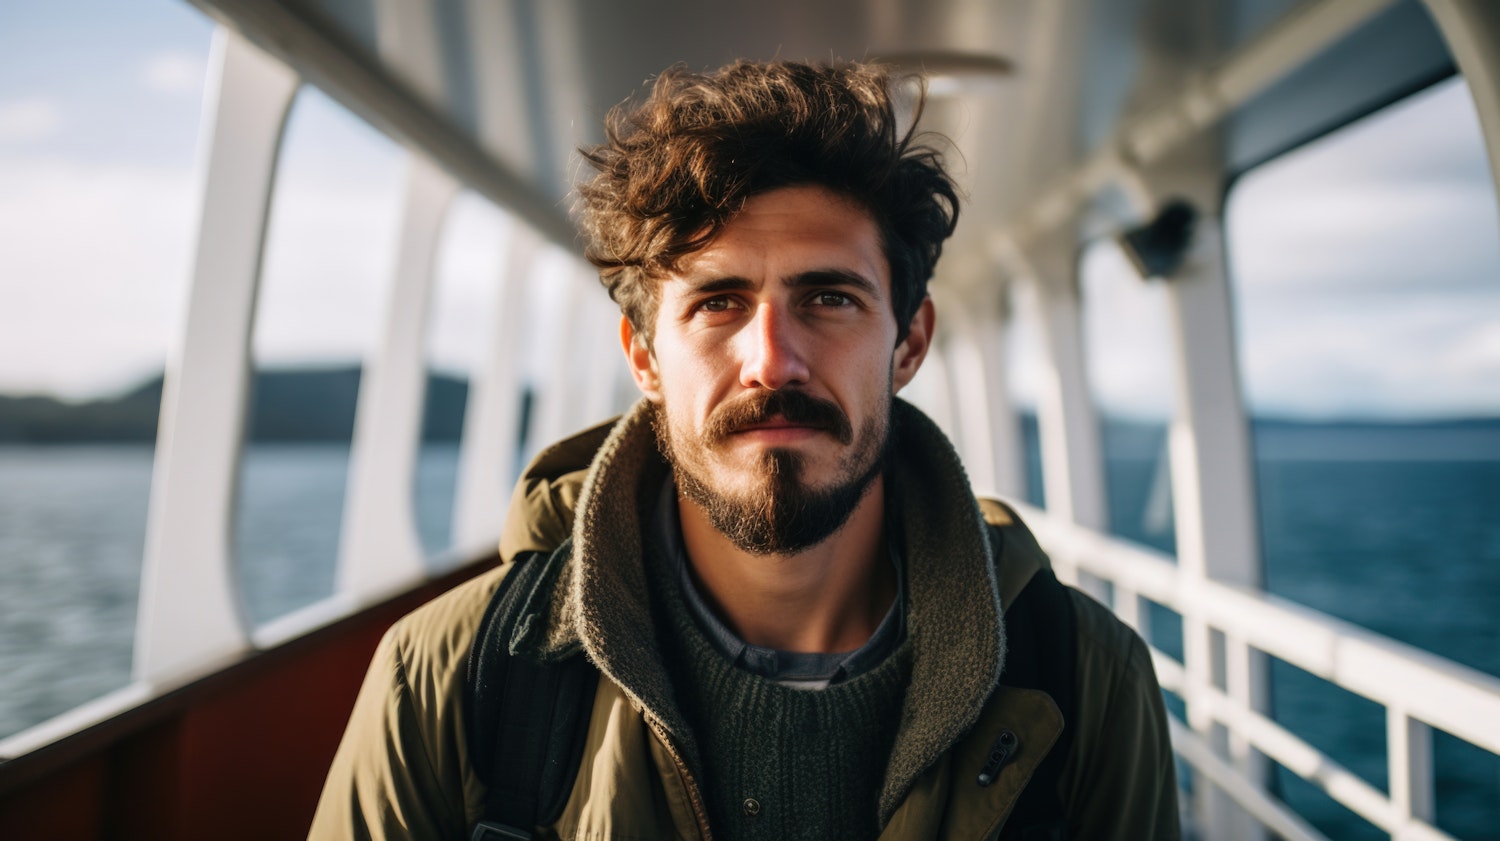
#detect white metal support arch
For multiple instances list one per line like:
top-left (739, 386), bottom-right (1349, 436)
top-left (1423, 0), bottom-right (1500, 224)
top-left (338, 155), bottom-right (459, 604)
top-left (453, 220), bottom-right (538, 552)
top-left (134, 28), bottom-right (299, 686)
top-left (1162, 218), bottom-right (1263, 587)
top-left (1162, 210), bottom-right (1269, 841)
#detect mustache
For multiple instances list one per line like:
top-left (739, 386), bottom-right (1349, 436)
top-left (702, 390), bottom-right (854, 446)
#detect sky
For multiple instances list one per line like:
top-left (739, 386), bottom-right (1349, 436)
top-left (1, 1), bottom-right (1497, 419)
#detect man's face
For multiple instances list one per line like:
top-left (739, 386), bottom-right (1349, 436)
top-left (623, 184), bottom-right (934, 554)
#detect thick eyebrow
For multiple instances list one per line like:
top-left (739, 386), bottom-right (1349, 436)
top-left (679, 268), bottom-right (880, 297)
top-left (785, 269), bottom-right (880, 297)
top-left (683, 275), bottom-right (756, 295)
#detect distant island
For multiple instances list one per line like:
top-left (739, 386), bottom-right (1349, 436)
top-left (1, 367), bottom-right (1497, 457)
top-left (0, 367), bottom-right (468, 444)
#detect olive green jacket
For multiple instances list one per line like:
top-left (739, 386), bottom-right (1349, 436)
top-left (310, 399), bottom-right (1178, 840)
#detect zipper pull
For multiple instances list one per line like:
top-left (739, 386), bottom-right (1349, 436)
top-left (976, 728), bottom-right (1019, 787)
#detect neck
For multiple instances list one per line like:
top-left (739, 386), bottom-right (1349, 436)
top-left (676, 474), bottom-right (896, 654)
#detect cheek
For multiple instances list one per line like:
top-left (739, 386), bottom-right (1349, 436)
top-left (655, 345), bottom-right (727, 423)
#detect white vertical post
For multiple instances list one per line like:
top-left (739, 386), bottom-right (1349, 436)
top-left (1164, 223), bottom-right (1262, 588)
top-left (1024, 238), bottom-right (1108, 532)
top-left (134, 29), bottom-right (298, 685)
top-left (452, 220), bottom-right (538, 552)
top-left (1388, 709), bottom-right (1436, 829)
top-left (338, 155), bottom-right (459, 603)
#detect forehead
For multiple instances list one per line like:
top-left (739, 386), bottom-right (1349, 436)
top-left (668, 185), bottom-right (889, 292)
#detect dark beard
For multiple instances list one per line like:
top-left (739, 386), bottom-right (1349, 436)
top-left (653, 390), bottom-right (889, 556)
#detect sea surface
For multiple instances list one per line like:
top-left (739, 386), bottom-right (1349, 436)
top-left (2, 427), bottom-right (1498, 839)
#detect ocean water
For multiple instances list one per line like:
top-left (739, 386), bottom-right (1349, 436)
top-left (2, 431), bottom-right (1498, 839)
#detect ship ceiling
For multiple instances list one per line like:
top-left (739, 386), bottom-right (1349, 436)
top-left (189, 0), bottom-right (1457, 294)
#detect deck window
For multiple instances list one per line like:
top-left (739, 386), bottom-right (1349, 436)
top-left (0, 0), bottom-right (212, 741)
top-left (1226, 74), bottom-right (1500, 840)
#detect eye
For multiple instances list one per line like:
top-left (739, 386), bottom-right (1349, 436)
top-left (700, 296), bottom-right (734, 313)
top-left (814, 291), bottom-right (854, 308)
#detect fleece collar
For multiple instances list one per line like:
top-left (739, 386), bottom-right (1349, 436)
top-left (509, 397), bottom-right (1005, 823)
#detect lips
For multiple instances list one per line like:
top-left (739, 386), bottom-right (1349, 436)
top-left (734, 416), bottom-right (824, 433)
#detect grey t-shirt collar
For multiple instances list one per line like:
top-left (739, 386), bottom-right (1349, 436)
top-left (654, 477), bottom-right (906, 689)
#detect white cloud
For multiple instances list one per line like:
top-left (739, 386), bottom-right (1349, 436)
top-left (426, 193), bottom-right (511, 376)
top-left (141, 51), bottom-right (206, 95)
top-left (0, 156), bottom-right (197, 397)
top-left (1081, 241), bottom-right (1176, 419)
top-left (0, 98), bottom-right (62, 143)
top-left (1235, 287), bottom-right (1500, 418)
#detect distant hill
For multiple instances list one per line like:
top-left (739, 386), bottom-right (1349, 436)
top-left (0, 367), bottom-right (470, 444)
top-left (4, 372), bottom-right (1498, 450)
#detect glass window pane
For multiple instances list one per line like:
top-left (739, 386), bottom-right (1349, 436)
top-left (1006, 280), bottom-right (1048, 509)
top-left (1080, 239), bottom-right (1177, 556)
top-left (0, 0), bottom-right (212, 739)
top-left (234, 87), bottom-right (404, 627)
top-left (415, 191), bottom-right (510, 560)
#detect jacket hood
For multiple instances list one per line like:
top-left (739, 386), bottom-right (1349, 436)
top-left (498, 397), bottom-right (1006, 823)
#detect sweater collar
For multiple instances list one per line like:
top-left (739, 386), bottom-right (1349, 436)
top-left (513, 397), bottom-right (1005, 823)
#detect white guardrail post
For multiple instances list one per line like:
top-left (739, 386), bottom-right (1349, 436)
top-left (134, 28), bottom-right (299, 687)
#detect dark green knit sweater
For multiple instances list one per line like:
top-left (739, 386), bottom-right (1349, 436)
top-left (650, 548), bottom-right (913, 840)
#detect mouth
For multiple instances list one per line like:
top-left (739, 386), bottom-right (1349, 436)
top-left (730, 416), bottom-right (828, 441)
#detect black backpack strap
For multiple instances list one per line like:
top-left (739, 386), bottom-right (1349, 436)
top-left (995, 565), bottom-right (1078, 841)
top-left (464, 546), bottom-right (600, 841)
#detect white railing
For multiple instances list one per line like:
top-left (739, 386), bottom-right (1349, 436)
top-left (1017, 503), bottom-right (1500, 841)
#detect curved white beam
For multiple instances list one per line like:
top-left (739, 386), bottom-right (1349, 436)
top-left (338, 155), bottom-right (459, 604)
top-left (134, 28), bottom-right (299, 686)
top-left (1422, 1), bottom-right (1500, 236)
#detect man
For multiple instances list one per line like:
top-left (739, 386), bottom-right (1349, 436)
top-left (312, 60), bottom-right (1177, 840)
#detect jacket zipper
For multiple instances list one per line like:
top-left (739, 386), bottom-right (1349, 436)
top-left (646, 714), bottom-right (714, 840)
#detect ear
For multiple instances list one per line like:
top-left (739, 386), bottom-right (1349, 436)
top-left (891, 296), bottom-right (935, 393)
top-left (621, 315), bottom-right (663, 401)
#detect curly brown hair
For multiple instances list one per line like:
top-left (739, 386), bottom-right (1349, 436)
top-left (575, 59), bottom-right (960, 345)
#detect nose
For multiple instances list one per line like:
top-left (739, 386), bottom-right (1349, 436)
top-left (738, 303), bottom-right (811, 390)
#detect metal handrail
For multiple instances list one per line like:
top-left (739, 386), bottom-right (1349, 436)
top-left (1016, 503), bottom-right (1500, 841)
